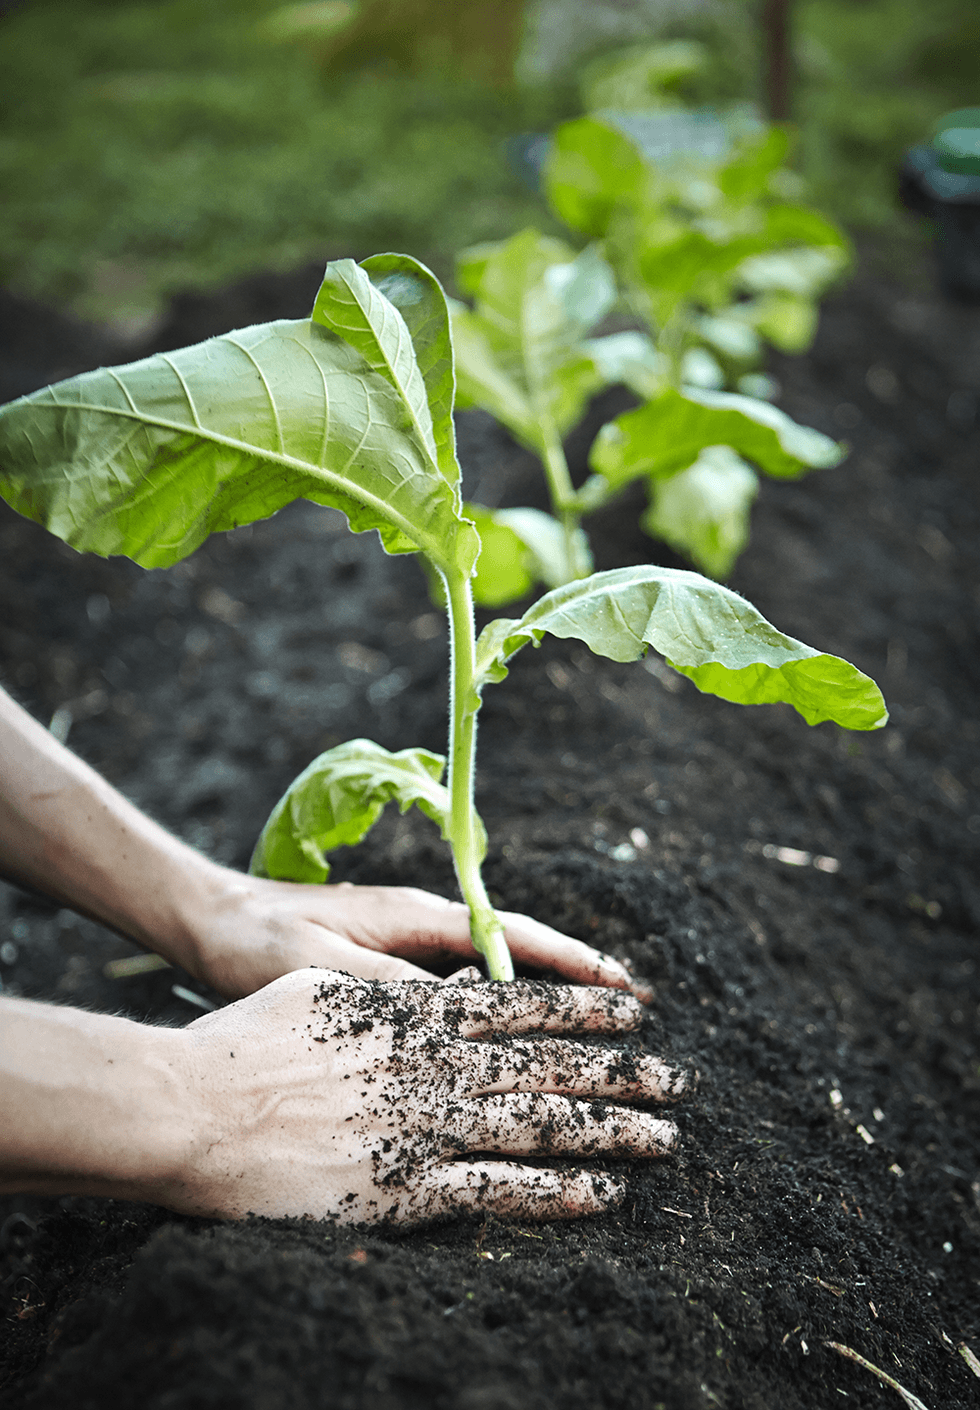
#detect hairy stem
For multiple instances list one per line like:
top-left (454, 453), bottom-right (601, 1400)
top-left (442, 568), bottom-right (513, 981)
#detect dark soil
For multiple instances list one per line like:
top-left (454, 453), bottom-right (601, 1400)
top-left (1, 249), bottom-right (978, 1410)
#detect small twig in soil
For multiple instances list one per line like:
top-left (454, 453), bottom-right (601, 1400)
top-left (824, 1342), bottom-right (930, 1410)
top-left (103, 953), bottom-right (171, 978)
top-left (171, 984), bottom-right (217, 1012)
top-left (958, 1343), bottom-right (980, 1379)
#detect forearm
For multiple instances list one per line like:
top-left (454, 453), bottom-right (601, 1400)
top-left (0, 685), bottom-right (229, 969)
top-left (0, 996), bottom-right (196, 1201)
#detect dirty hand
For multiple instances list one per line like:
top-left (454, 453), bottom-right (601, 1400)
top-left (174, 970), bottom-right (685, 1224)
top-left (185, 875), bottom-right (650, 1001)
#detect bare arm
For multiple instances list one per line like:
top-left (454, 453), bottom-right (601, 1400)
top-left (0, 685), bottom-right (647, 998)
top-left (0, 976), bottom-right (685, 1222)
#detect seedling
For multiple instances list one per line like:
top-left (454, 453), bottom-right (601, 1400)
top-left (0, 254), bottom-right (887, 981)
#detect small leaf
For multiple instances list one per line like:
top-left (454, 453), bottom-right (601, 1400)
top-left (494, 506), bottom-right (592, 588)
top-left (250, 740), bottom-right (451, 884)
top-left (467, 505), bottom-right (593, 605)
top-left (717, 126), bottom-right (791, 205)
top-left (544, 115), bottom-right (648, 236)
top-left (579, 40), bottom-right (706, 113)
top-left (738, 245), bottom-right (850, 296)
top-left (643, 446), bottom-right (759, 579)
top-left (584, 331), bottom-right (667, 400)
top-left (680, 347), bottom-right (725, 390)
top-left (590, 386), bottom-right (843, 492)
top-left (475, 565), bottom-right (887, 730)
top-left (466, 505), bottom-right (535, 607)
top-left (0, 316), bottom-right (475, 572)
top-left (744, 291), bottom-right (818, 353)
top-left (695, 312), bottom-right (762, 362)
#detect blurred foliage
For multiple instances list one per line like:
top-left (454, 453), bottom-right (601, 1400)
top-left (0, 0), bottom-right (976, 322)
top-left (0, 0), bottom-right (571, 323)
top-left (794, 0), bottom-right (980, 230)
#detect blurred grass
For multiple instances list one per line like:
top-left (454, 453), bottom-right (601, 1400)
top-left (795, 0), bottom-right (980, 231)
top-left (0, 0), bottom-right (976, 324)
top-left (0, 0), bottom-right (573, 325)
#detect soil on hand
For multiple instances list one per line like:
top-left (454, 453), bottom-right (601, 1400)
top-left (0, 250), bottom-right (978, 1409)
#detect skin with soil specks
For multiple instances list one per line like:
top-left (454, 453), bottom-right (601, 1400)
top-left (179, 972), bottom-right (683, 1223)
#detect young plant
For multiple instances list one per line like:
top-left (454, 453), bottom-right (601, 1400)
top-left (452, 227), bottom-right (844, 595)
top-left (0, 254), bottom-right (887, 982)
top-left (545, 43), bottom-right (851, 393)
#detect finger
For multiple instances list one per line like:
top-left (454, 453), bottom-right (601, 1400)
top-left (498, 912), bottom-right (653, 1000)
top-left (447, 1092), bottom-right (678, 1158)
top-left (440, 966), bottom-right (483, 985)
top-left (435, 980), bottom-right (644, 1039)
top-left (416, 1161), bottom-right (627, 1222)
top-left (457, 1037), bottom-right (689, 1103)
top-left (296, 929), bottom-right (438, 984)
top-left (304, 884), bottom-right (652, 996)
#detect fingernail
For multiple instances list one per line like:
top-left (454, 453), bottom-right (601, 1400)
top-left (663, 1063), bottom-right (696, 1100)
top-left (650, 1118), bottom-right (679, 1152)
top-left (593, 1172), bottom-right (627, 1205)
top-left (629, 979), bottom-right (655, 1004)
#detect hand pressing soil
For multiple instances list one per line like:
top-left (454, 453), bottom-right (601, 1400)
top-left (177, 971), bottom-right (687, 1223)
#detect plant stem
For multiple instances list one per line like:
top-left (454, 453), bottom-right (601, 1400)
top-left (540, 423), bottom-right (589, 581)
top-left (442, 567), bottom-right (514, 981)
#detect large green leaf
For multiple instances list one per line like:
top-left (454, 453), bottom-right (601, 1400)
top-left (451, 229), bottom-right (616, 453)
top-left (588, 386), bottom-right (843, 493)
top-left (250, 740), bottom-right (452, 885)
top-left (359, 253), bottom-right (460, 487)
top-left (0, 309), bottom-right (477, 574)
top-left (642, 446), bottom-right (759, 579)
top-left (475, 566), bottom-right (887, 730)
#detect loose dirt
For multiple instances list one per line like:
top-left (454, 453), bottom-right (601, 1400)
top-left (0, 248), bottom-right (978, 1409)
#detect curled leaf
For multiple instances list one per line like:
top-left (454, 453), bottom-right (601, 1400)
top-left (250, 740), bottom-right (452, 884)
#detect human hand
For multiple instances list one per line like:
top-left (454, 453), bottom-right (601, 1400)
top-left (173, 970), bottom-right (685, 1224)
top-left (184, 874), bottom-right (651, 1001)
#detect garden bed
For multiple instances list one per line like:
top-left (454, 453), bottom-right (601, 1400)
top-left (0, 250), bottom-right (978, 1409)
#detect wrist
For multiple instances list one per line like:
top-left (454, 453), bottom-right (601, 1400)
top-left (0, 999), bottom-right (199, 1206)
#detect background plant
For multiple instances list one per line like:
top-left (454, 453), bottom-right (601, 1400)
top-left (451, 223), bottom-right (844, 595)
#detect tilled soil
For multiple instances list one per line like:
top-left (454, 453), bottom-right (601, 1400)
top-left (0, 250), bottom-right (978, 1409)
